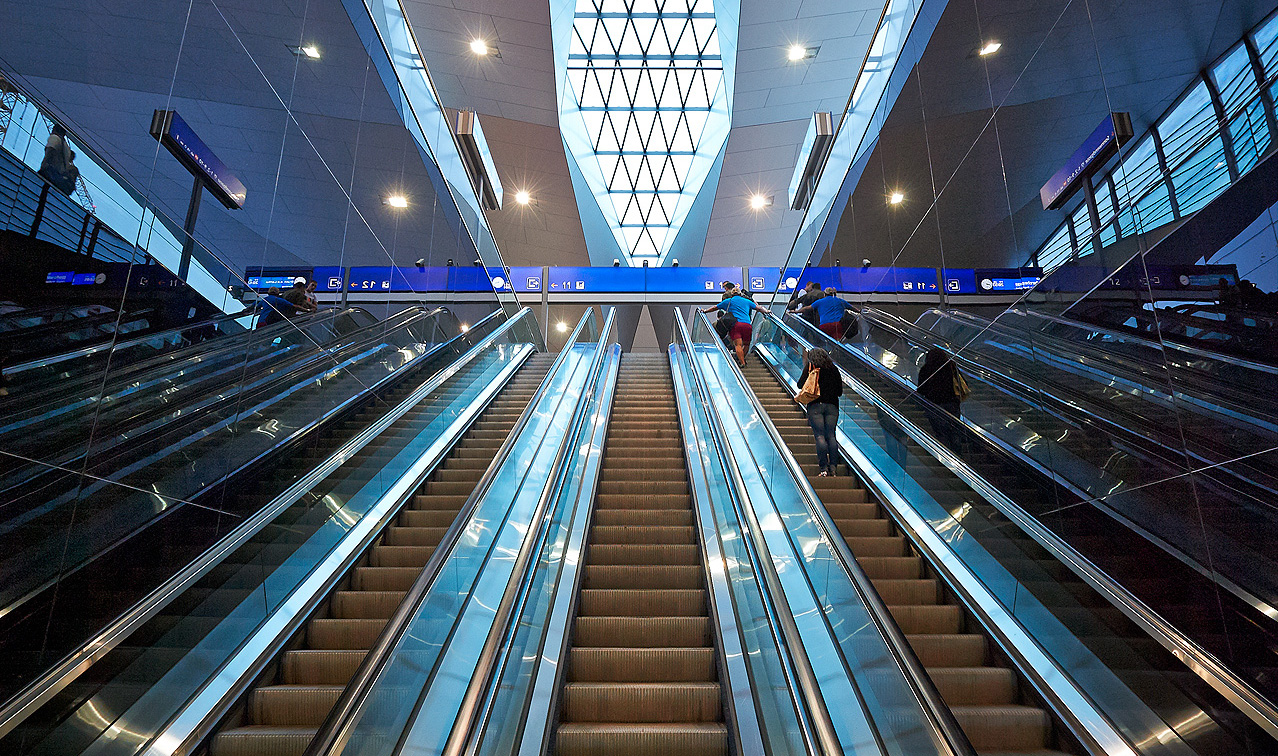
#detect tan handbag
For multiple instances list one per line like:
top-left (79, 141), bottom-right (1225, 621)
top-left (796, 367), bottom-right (820, 405)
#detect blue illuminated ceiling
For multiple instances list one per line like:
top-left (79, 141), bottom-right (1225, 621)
top-left (553, 0), bottom-right (738, 266)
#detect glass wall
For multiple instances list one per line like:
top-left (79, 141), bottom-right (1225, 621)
top-left (768, 0), bottom-right (1278, 750)
top-left (0, 0), bottom-right (520, 714)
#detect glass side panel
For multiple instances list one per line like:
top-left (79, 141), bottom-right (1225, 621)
top-left (0, 312), bottom-right (536, 756)
top-left (1158, 80), bottom-right (1217, 171)
top-left (1229, 98), bottom-right (1271, 174)
top-left (1212, 43), bottom-right (1260, 118)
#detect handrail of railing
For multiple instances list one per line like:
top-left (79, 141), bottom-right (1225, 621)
top-left (855, 306), bottom-right (1278, 491)
top-left (0, 306), bottom-right (518, 740)
top-left (440, 307), bottom-right (617, 756)
top-left (690, 310), bottom-right (977, 756)
top-left (672, 311), bottom-right (832, 756)
top-left (2, 306), bottom-right (259, 378)
top-left (303, 308), bottom-right (596, 756)
top-left (758, 308), bottom-right (1278, 741)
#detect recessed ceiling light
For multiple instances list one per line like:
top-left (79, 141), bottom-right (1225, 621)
top-left (287, 44), bottom-right (321, 59)
top-left (889, 192), bottom-right (904, 205)
top-left (470, 38), bottom-right (494, 56)
top-left (787, 43), bottom-right (819, 62)
top-left (978, 41), bottom-right (1002, 56)
top-left (750, 193), bottom-right (774, 210)
top-left (515, 190), bottom-right (531, 205)
top-left (556, 321), bottom-right (569, 333)
top-left (385, 195), bottom-right (408, 208)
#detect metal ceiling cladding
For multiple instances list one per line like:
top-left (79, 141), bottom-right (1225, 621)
top-left (553, 0), bottom-right (737, 267)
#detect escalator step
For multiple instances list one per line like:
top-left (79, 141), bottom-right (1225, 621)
top-left (560, 682), bottom-right (721, 722)
top-left (568, 648), bottom-right (716, 682)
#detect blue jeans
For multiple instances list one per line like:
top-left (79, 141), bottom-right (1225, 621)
top-left (806, 401), bottom-right (840, 471)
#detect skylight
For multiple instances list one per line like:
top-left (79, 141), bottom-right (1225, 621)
top-left (557, 0), bottom-right (733, 265)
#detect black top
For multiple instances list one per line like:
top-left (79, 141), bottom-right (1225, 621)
top-left (799, 361), bottom-right (843, 406)
top-left (917, 358), bottom-right (959, 404)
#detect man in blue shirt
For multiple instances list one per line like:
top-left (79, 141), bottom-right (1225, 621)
top-left (801, 286), bottom-right (855, 340)
top-left (700, 293), bottom-right (761, 368)
top-left (256, 292), bottom-right (299, 328)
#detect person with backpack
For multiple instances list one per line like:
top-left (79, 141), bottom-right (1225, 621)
top-left (916, 347), bottom-right (970, 452)
top-left (795, 348), bottom-right (843, 476)
top-left (700, 290), bottom-right (761, 368)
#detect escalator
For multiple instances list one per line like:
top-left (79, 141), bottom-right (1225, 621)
top-left (741, 357), bottom-right (1071, 756)
top-left (0, 321), bottom-right (548, 756)
top-left (208, 353), bottom-right (554, 756)
top-left (0, 307), bottom-right (475, 709)
top-left (750, 313), bottom-right (1278, 754)
top-left (552, 353), bottom-right (727, 756)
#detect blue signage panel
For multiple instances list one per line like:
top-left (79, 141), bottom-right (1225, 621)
top-left (45, 271), bottom-right (74, 284)
top-left (72, 272), bottom-right (105, 285)
top-left (546, 267), bottom-right (645, 293)
top-left (941, 268), bottom-right (977, 294)
top-left (349, 266), bottom-right (392, 291)
top-left (1040, 112), bottom-right (1133, 210)
top-left (748, 267), bottom-right (839, 294)
top-left (509, 267), bottom-right (543, 293)
top-left (151, 110), bottom-right (247, 210)
top-left (840, 266), bottom-right (938, 293)
top-left (974, 268), bottom-right (1042, 292)
top-left (246, 267), bottom-right (344, 292)
top-left (646, 267), bottom-right (744, 293)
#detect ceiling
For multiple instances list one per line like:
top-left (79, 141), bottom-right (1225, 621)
top-left (815, 0), bottom-right (1278, 271)
top-left (402, 0), bottom-right (883, 269)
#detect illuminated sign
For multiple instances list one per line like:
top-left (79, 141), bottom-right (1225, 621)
top-left (150, 110), bottom-right (247, 210)
top-left (1040, 113), bottom-right (1132, 210)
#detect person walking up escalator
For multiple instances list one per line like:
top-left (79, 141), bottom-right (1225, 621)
top-left (916, 347), bottom-right (969, 453)
top-left (798, 348), bottom-right (843, 476)
top-left (701, 290), bottom-right (761, 368)
top-left (800, 286), bottom-right (855, 340)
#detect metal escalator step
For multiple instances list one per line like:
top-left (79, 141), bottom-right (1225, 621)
top-left (833, 518), bottom-right (894, 537)
top-left (574, 616), bottom-right (710, 647)
top-left (586, 544), bottom-right (700, 565)
top-left (330, 590), bottom-right (406, 619)
top-left (594, 493), bottom-right (690, 509)
top-left (554, 722), bottom-right (727, 756)
top-left (578, 589), bottom-right (706, 616)
top-left (210, 726), bottom-right (316, 756)
top-left (306, 618), bottom-right (386, 649)
top-left (824, 501), bottom-right (878, 519)
top-left (369, 545), bottom-right (434, 566)
top-left (886, 602), bottom-right (963, 635)
top-left (568, 648), bottom-right (716, 682)
top-left (351, 566), bottom-right (421, 591)
top-left (929, 667), bottom-right (1018, 705)
top-left (381, 526), bottom-right (447, 546)
top-left (948, 705), bottom-right (1050, 751)
top-left (433, 467), bottom-right (487, 482)
top-left (583, 565), bottom-right (704, 590)
top-left (410, 493), bottom-right (470, 509)
top-left (398, 509), bottom-right (460, 527)
top-left (561, 682), bottom-right (721, 722)
top-left (592, 509), bottom-right (693, 526)
top-left (857, 556), bottom-right (923, 579)
top-left (871, 578), bottom-right (940, 605)
top-left (599, 469), bottom-right (688, 484)
top-left (906, 634), bottom-right (988, 667)
top-left (281, 649), bottom-right (366, 684)
top-left (589, 525), bottom-right (695, 544)
top-left (249, 685), bottom-right (342, 725)
top-left (844, 536), bottom-right (909, 556)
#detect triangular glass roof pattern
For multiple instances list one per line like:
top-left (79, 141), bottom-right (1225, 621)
top-left (556, 0), bottom-right (734, 264)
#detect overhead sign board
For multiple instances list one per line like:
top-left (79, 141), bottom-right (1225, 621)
top-left (150, 110), bottom-right (247, 210)
top-left (1040, 112), bottom-right (1132, 210)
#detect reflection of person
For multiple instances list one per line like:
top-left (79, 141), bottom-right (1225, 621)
top-left (304, 281), bottom-right (319, 312)
top-left (282, 281), bottom-right (314, 314)
top-left (799, 348), bottom-right (843, 476)
top-left (916, 347), bottom-right (968, 452)
top-left (256, 293), bottom-right (298, 327)
top-left (801, 287), bottom-right (855, 340)
top-left (787, 282), bottom-right (824, 326)
top-left (700, 293), bottom-right (761, 368)
top-left (39, 125), bottom-right (80, 197)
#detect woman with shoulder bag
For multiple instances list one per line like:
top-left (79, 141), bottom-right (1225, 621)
top-left (916, 347), bottom-right (968, 453)
top-left (796, 348), bottom-right (843, 476)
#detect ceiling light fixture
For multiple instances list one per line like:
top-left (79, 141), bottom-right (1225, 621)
top-left (787, 43), bottom-right (820, 62)
top-left (555, 321), bottom-right (569, 333)
top-left (889, 192), bottom-right (904, 205)
top-left (287, 44), bottom-right (321, 59)
top-left (750, 194), bottom-right (774, 210)
top-left (385, 195), bottom-right (408, 209)
top-left (978, 41), bottom-right (1001, 56)
top-left (470, 38), bottom-right (499, 57)
top-left (514, 190), bottom-right (531, 205)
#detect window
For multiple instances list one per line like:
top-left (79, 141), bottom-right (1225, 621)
top-left (1253, 11), bottom-right (1278, 82)
top-left (1211, 43), bottom-right (1259, 119)
top-left (1171, 135), bottom-right (1231, 214)
top-left (1038, 223), bottom-right (1074, 271)
top-left (1112, 136), bottom-right (1161, 206)
top-left (1157, 80), bottom-right (1217, 170)
top-left (560, 0), bottom-right (731, 263)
